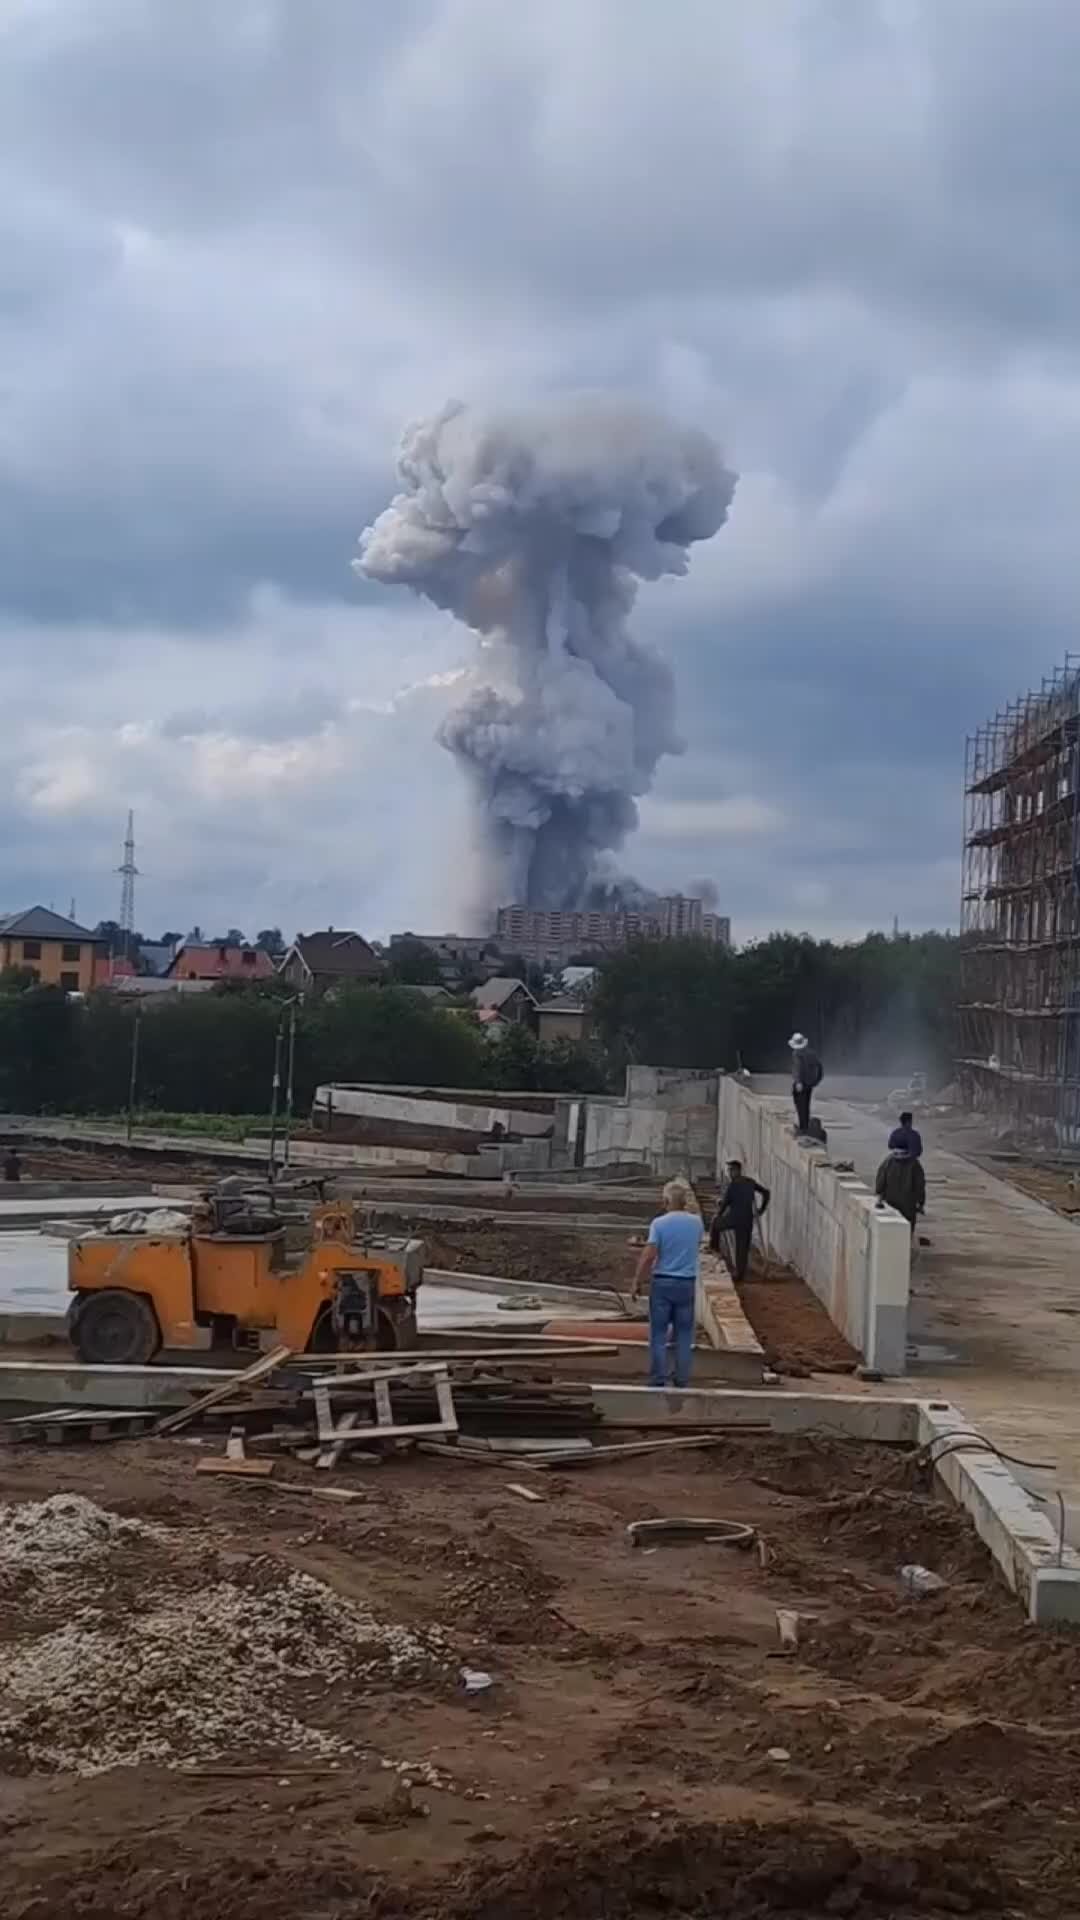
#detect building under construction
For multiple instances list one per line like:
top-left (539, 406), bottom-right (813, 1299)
top-left (960, 656), bottom-right (1080, 1145)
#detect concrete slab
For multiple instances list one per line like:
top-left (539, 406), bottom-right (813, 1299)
top-left (590, 1383), bottom-right (918, 1442)
top-left (0, 1360), bottom-right (235, 1409)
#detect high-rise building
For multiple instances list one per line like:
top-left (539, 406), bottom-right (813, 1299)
top-left (493, 897), bottom-right (731, 967)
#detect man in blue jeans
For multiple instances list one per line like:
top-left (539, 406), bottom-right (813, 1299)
top-left (632, 1184), bottom-right (704, 1388)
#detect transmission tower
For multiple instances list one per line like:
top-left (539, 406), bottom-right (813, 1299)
top-left (117, 810), bottom-right (139, 937)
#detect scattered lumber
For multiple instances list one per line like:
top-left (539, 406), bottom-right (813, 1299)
top-left (156, 1346), bottom-right (292, 1437)
top-left (313, 1363), bottom-right (458, 1469)
top-left (507, 1482), bottom-right (545, 1503)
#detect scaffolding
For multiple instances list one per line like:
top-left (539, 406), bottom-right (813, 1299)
top-left (960, 655), bottom-right (1080, 1145)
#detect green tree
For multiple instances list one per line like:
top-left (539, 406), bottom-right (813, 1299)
top-left (0, 965), bottom-right (39, 993)
top-left (0, 986), bottom-right (78, 1110)
top-left (255, 927), bottom-right (285, 954)
top-left (592, 938), bottom-right (738, 1068)
top-left (486, 1021), bottom-right (539, 1090)
top-left (535, 1036), bottom-right (612, 1093)
top-left (386, 936), bottom-right (444, 987)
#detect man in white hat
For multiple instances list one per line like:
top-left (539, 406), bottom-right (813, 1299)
top-left (789, 1033), bottom-right (823, 1134)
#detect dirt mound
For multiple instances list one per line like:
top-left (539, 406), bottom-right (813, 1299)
top-left (409, 1816), bottom-right (1012, 1920)
top-left (793, 1487), bottom-right (991, 1582)
top-left (912, 1633), bottom-right (1080, 1724)
top-left (10, 1816), bottom-right (1013, 1920)
top-left (893, 1717), bottom-right (1080, 1805)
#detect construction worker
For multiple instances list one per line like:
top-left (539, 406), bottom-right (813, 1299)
top-left (632, 1183), bottom-right (704, 1389)
top-left (710, 1159), bottom-right (770, 1283)
top-left (888, 1110), bottom-right (923, 1158)
top-left (789, 1033), bottom-right (824, 1133)
top-left (875, 1147), bottom-right (926, 1233)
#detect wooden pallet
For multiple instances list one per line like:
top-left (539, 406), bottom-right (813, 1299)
top-left (312, 1363), bottom-right (457, 1470)
top-left (1, 1408), bottom-right (159, 1447)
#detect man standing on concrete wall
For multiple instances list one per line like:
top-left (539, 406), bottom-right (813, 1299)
top-left (632, 1185), bottom-right (704, 1389)
top-left (789, 1033), bottom-right (823, 1133)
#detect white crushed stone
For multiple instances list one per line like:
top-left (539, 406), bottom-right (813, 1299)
top-left (0, 1499), bottom-right (451, 1776)
top-left (0, 1493), bottom-right (165, 1582)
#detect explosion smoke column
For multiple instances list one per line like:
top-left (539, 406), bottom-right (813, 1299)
top-left (357, 397), bottom-right (736, 909)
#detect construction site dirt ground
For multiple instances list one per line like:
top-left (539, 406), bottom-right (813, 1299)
top-left (3, 1434), bottom-right (1080, 1918)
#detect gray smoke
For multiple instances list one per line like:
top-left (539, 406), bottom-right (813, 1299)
top-left (356, 396), bottom-right (736, 909)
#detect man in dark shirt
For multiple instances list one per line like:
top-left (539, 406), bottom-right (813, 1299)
top-left (3, 1147), bottom-right (20, 1184)
top-left (875, 1148), bottom-right (926, 1231)
top-left (888, 1111), bottom-right (923, 1158)
top-left (710, 1159), bottom-right (770, 1283)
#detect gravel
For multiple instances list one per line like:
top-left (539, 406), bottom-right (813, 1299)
top-left (0, 1493), bottom-right (165, 1582)
top-left (0, 1496), bottom-right (450, 1775)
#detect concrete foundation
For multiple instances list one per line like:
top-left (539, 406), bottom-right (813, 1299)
top-left (716, 1075), bottom-right (910, 1373)
top-left (916, 1402), bottom-right (1080, 1625)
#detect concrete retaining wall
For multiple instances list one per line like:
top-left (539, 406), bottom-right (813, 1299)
top-left (716, 1075), bottom-right (910, 1374)
top-left (584, 1070), bottom-right (719, 1180)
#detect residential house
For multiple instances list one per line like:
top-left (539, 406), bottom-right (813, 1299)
top-left (392, 983), bottom-right (452, 1003)
top-left (278, 929), bottom-right (385, 997)
top-left (0, 907), bottom-right (105, 992)
top-left (536, 996), bottom-right (591, 1047)
top-left (388, 930), bottom-right (504, 986)
top-left (164, 942), bottom-right (276, 983)
top-left (469, 976), bottom-right (537, 1027)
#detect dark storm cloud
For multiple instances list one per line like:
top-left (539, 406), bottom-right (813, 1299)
top-left (2, 0), bottom-right (1080, 937)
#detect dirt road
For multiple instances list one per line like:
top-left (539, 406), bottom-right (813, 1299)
top-left (2, 1432), bottom-right (1078, 1917)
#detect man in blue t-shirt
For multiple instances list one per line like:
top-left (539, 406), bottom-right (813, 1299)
top-left (632, 1184), bottom-right (704, 1388)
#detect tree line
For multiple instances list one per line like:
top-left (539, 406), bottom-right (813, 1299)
top-left (0, 929), bottom-right (959, 1118)
top-left (0, 982), bottom-right (608, 1118)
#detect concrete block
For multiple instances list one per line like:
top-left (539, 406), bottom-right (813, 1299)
top-left (916, 1403), bottom-right (1080, 1624)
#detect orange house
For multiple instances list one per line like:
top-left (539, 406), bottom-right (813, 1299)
top-left (0, 907), bottom-right (105, 992)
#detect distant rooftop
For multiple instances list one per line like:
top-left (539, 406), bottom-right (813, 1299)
top-left (0, 906), bottom-right (102, 942)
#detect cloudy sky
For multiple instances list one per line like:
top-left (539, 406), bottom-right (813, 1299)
top-left (4, 0), bottom-right (1078, 946)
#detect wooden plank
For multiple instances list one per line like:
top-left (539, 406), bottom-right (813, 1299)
top-left (156, 1346), bottom-right (292, 1437)
top-left (307, 1359), bottom-right (462, 1389)
top-left (312, 1385), bottom-right (334, 1444)
top-left (316, 1407), bottom-right (364, 1471)
top-left (297, 1343), bottom-right (621, 1374)
top-left (373, 1377), bottom-right (393, 1428)
top-left (507, 1482), bottom-right (545, 1502)
top-left (417, 1440), bottom-right (544, 1472)
top-left (523, 1431), bottom-right (767, 1469)
top-left (196, 1456), bottom-right (275, 1478)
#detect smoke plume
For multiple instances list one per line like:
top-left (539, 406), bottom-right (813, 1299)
top-left (356, 397), bottom-right (736, 909)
